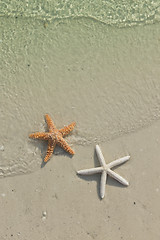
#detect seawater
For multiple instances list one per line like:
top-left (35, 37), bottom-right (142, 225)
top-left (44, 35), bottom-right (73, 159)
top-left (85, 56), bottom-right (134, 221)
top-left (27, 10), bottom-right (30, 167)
top-left (1, 2), bottom-right (160, 177)
top-left (0, 0), bottom-right (160, 27)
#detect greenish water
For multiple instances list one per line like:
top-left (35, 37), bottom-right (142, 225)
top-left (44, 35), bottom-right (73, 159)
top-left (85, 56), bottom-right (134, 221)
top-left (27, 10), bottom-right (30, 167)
top-left (1, 1), bottom-right (160, 177)
top-left (0, 0), bottom-right (160, 27)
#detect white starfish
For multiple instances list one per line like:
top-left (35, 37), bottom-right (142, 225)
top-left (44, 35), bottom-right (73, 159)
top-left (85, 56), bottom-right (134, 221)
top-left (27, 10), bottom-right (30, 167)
top-left (77, 145), bottom-right (130, 199)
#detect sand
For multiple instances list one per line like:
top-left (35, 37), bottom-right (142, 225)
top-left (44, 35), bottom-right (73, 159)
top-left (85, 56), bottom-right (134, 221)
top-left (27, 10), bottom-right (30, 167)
top-left (0, 16), bottom-right (160, 239)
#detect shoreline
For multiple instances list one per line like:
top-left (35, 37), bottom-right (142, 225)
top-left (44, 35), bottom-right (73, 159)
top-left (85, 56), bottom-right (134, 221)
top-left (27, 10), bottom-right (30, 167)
top-left (1, 16), bottom-right (160, 239)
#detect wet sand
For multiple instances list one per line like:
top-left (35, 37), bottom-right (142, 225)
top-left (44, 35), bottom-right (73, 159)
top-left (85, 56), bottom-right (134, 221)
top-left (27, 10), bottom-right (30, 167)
top-left (0, 17), bottom-right (160, 239)
top-left (1, 120), bottom-right (160, 239)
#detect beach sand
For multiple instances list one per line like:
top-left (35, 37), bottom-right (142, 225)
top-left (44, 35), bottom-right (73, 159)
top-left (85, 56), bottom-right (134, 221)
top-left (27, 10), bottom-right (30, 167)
top-left (0, 17), bottom-right (160, 239)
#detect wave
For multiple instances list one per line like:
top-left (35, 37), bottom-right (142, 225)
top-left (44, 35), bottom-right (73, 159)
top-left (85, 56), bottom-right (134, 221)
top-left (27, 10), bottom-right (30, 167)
top-left (0, 0), bottom-right (160, 27)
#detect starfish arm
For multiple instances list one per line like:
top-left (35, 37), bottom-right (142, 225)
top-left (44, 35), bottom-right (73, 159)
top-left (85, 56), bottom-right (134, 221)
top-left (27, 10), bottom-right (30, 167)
top-left (57, 137), bottom-right (75, 155)
top-left (95, 145), bottom-right (106, 167)
top-left (45, 114), bottom-right (56, 132)
top-left (100, 171), bottom-right (107, 199)
top-left (77, 167), bottom-right (103, 175)
top-left (107, 156), bottom-right (130, 169)
top-left (107, 169), bottom-right (129, 186)
top-left (59, 122), bottom-right (76, 137)
top-left (44, 139), bottom-right (56, 162)
top-left (29, 132), bottom-right (50, 140)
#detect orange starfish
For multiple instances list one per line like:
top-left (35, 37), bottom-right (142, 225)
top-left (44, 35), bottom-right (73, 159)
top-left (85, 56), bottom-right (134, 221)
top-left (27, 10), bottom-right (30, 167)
top-left (29, 114), bottom-right (76, 163)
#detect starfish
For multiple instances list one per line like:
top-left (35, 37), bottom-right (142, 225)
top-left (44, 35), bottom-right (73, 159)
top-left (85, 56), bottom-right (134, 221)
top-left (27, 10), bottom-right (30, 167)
top-left (77, 145), bottom-right (130, 199)
top-left (29, 114), bottom-right (76, 163)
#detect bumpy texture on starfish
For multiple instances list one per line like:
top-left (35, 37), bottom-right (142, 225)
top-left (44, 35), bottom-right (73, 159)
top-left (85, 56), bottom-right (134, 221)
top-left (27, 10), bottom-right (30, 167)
top-left (29, 114), bottom-right (76, 163)
top-left (77, 145), bottom-right (130, 199)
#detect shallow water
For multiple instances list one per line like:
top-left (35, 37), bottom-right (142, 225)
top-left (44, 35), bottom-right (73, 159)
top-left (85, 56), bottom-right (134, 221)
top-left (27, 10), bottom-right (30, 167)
top-left (1, 0), bottom-right (160, 27)
top-left (0, 7), bottom-right (160, 177)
